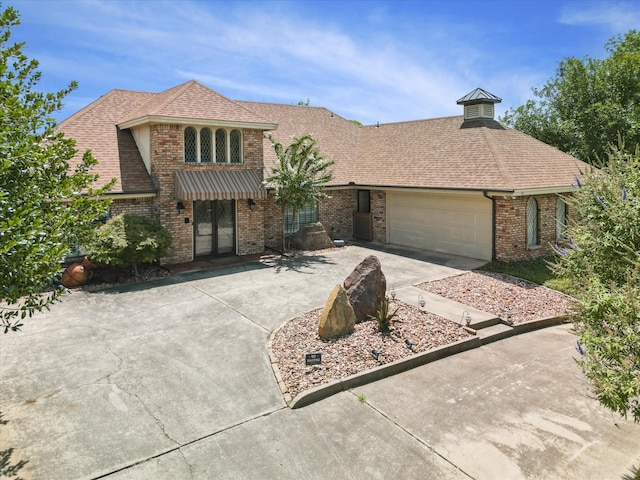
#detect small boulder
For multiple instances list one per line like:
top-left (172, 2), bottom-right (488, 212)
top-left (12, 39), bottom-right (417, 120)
top-left (290, 222), bottom-right (335, 251)
top-left (344, 255), bottom-right (387, 323)
top-left (60, 257), bottom-right (93, 287)
top-left (318, 284), bottom-right (356, 339)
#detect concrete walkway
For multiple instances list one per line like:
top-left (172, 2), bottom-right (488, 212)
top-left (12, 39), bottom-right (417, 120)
top-left (1, 245), bottom-right (639, 479)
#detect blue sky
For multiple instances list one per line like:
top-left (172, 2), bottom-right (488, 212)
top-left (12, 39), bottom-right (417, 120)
top-left (11, 0), bottom-right (640, 125)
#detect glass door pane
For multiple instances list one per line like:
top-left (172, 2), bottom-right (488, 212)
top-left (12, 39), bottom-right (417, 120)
top-left (194, 201), bottom-right (213, 256)
top-left (216, 200), bottom-right (235, 254)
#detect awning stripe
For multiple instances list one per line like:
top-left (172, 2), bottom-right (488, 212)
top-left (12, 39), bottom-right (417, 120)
top-left (175, 169), bottom-right (267, 201)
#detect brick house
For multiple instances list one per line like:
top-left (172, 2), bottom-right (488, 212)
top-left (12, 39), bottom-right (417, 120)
top-left (59, 81), bottom-right (586, 264)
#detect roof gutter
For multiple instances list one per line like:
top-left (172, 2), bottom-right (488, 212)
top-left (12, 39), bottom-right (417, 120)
top-left (318, 183), bottom-right (516, 194)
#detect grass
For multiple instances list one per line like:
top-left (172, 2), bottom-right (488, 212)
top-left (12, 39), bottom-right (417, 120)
top-left (477, 256), bottom-right (574, 295)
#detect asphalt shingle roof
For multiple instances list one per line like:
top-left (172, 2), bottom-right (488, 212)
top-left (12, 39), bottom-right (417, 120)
top-left (58, 82), bottom-right (588, 196)
top-left (58, 89), bottom-right (156, 193)
top-left (118, 80), bottom-right (275, 127)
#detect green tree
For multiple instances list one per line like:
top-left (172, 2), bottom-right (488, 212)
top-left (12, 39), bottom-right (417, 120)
top-left (263, 134), bottom-right (334, 252)
top-left (502, 30), bottom-right (640, 164)
top-left (552, 145), bottom-right (640, 421)
top-left (0, 6), bottom-right (112, 333)
top-left (88, 214), bottom-right (172, 276)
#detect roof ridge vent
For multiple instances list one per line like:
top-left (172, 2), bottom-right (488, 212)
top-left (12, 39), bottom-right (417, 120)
top-left (456, 88), bottom-right (501, 121)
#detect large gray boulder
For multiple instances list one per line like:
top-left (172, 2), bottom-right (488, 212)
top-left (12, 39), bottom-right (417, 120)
top-left (344, 255), bottom-right (387, 323)
top-left (290, 222), bottom-right (335, 251)
top-left (318, 284), bottom-right (356, 339)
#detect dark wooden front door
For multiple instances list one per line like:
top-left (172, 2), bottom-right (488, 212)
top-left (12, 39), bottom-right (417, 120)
top-left (353, 190), bottom-right (373, 241)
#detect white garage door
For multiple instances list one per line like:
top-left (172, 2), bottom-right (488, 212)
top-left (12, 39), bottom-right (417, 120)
top-left (388, 192), bottom-right (492, 260)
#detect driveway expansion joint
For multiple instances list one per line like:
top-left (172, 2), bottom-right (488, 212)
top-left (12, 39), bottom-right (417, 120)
top-left (361, 396), bottom-right (476, 479)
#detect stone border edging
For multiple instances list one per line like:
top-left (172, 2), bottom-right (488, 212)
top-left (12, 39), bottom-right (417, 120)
top-left (267, 313), bottom-right (572, 409)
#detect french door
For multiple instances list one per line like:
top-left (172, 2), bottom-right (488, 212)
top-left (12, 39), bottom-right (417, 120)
top-left (194, 200), bottom-right (235, 256)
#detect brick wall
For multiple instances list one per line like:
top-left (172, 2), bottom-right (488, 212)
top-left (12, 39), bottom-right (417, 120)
top-left (264, 193), bottom-right (284, 251)
top-left (319, 189), bottom-right (356, 240)
top-left (149, 124), bottom-right (266, 264)
top-left (495, 193), bottom-right (563, 262)
top-left (237, 198), bottom-right (265, 255)
top-left (371, 190), bottom-right (387, 243)
top-left (263, 189), bottom-right (356, 251)
top-left (109, 197), bottom-right (159, 220)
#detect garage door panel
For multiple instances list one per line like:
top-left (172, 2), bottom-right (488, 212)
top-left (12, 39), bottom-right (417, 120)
top-left (388, 193), bottom-right (492, 260)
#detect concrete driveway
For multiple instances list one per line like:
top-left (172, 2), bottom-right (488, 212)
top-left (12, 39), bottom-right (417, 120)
top-left (1, 245), bottom-right (639, 479)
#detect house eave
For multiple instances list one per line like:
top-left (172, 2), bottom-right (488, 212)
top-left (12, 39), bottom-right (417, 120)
top-left (509, 186), bottom-right (574, 197)
top-left (319, 183), bottom-right (514, 195)
top-left (118, 115), bottom-right (279, 131)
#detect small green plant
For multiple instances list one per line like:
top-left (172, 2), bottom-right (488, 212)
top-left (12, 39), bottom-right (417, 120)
top-left (368, 297), bottom-right (399, 334)
top-left (356, 393), bottom-right (366, 403)
top-left (88, 214), bottom-right (172, 276)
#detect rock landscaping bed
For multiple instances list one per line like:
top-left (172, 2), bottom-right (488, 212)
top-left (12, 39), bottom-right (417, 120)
top-left (270, 301), bottom-right (473, 400)
top-left (418, 271), bottom-right (578, 324)
top-left (271, 269), bottom-right (578, 401)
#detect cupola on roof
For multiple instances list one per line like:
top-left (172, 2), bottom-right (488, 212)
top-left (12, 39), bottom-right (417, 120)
top-left (457, 88), bottom-right (502, 121)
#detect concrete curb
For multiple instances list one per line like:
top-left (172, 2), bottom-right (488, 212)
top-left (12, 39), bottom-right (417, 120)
top-left (289, 336), bottom-right (481, 409)
top-left (276, 314), bottom-right (572, 409)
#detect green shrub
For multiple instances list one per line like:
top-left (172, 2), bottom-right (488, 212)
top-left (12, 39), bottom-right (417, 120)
top-left (88, 214), bottom-right (172, 275)
top-left (552, 145), bottom-right (640, 422)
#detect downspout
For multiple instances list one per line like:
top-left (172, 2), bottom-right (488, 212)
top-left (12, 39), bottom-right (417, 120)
top-left (483, 191), bottom-right (496, 261)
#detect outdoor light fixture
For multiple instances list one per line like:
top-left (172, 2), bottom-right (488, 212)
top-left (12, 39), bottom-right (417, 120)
top-left (390, 287), bottom-right (396, 301)
top-left (248, 198), bottom-right (256, 210)
top-left (461, 311), bottom-right (472, 326)
top-left (418, 294), bottom-right (426, 310)
top-left (176, 202), bottom-right (185, 215)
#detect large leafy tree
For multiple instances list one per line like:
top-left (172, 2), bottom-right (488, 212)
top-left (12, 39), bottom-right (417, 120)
top-left (552, 145), bottom-right (640, 421)
top-left (502, 30), bottom-right (640, 164)
top-left (263, 134), bottom-right (334, 252)
top-left (0, 6), bottom-right (112, 332)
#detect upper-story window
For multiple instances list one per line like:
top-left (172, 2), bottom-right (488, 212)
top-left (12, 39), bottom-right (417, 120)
top-left (184, 126), bottom-right (242, 163)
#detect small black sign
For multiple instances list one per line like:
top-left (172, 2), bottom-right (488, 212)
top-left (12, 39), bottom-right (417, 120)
top-left (305, 353), bottom-right (322, 366)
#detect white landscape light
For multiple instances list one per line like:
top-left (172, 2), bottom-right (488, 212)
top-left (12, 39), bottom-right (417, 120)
top-left (462, 311), bottom-right (472, 326)
top-left (418, 294), bottom-right (426, 310)
top-left (390, 287), bottom-right (396, 301)
top-left (504, 310), bottom-right (513, 326)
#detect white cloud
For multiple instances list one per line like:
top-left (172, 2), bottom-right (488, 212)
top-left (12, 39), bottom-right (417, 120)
top-left (559, 1), bottom-right (640, 30)
top-left (21, 0), bottom-right (601, 125)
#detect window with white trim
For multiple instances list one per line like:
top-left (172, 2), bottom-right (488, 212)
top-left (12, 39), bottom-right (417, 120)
top-left (527, 197), bottom-right (539, 247)
top-left (285, 203), bottom-right (318, 234)
top-left (556, 198), bottom-right (567, 241)
top-left (183, 126), bottom-right (242, 163)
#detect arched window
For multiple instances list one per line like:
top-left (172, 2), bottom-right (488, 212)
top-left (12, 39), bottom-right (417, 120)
top-left (556, 198), bottom-right (567, 240)
top-left (527, 197), bottom-right (539, 247)
top-left (230, 129), bottom-right (242, 163)
top-left (183, 127), bottom-right (243, 163)
top-left (215, 129), bottom-right (227, 163)
top-left (184, 127), bottom-right (197, 163)
top-left (200, 128), bottom-right (212, 163)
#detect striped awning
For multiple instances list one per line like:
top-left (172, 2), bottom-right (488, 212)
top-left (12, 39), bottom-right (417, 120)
top-left (175, 169), bottom-right (267, 201)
